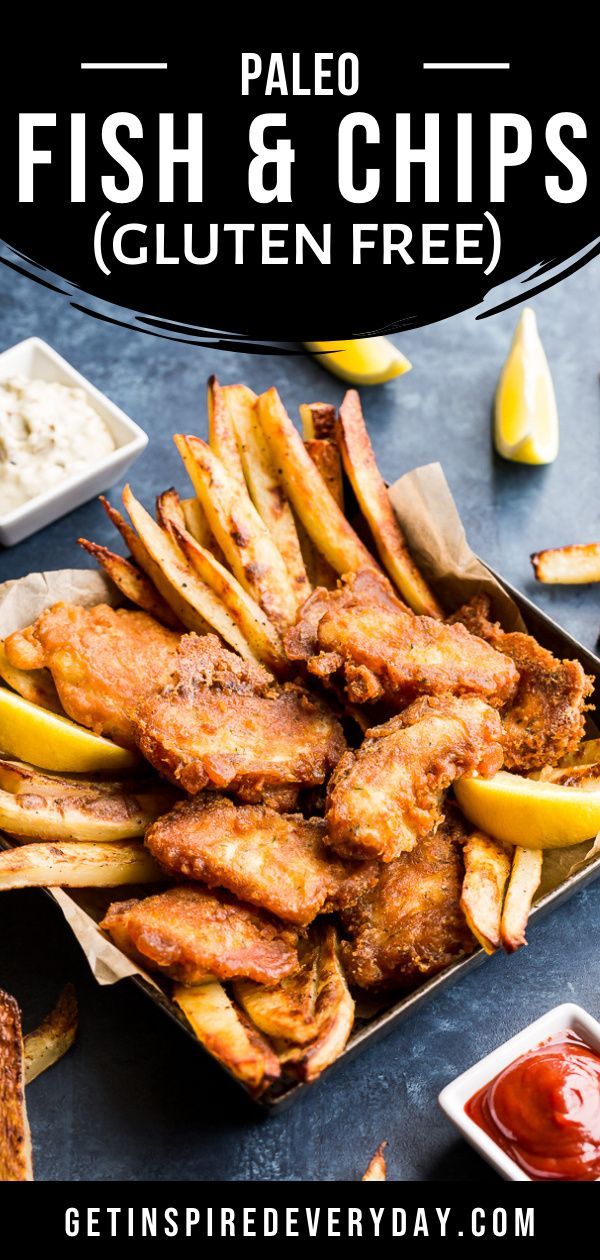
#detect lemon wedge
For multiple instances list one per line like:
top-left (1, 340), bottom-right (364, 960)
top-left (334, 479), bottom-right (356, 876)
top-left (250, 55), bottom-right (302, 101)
top-left (494, 308), bottom-right (559, 465)
top-left (0, 686), bottom-right (138, 773)
top-left (454, 770), bottom-right (600, 849)
top-left (304, 337), bottom-right (412, 386)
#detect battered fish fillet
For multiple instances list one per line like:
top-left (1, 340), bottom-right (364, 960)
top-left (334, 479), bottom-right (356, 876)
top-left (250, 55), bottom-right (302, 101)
top-left (450, 594), bottom-right (594, 771)
top-left (325, 694), bottom-right (503, 861)
top-left (100, 885), bottom-right (299, 985)
top-left (145, 795), bottom-right (379, 927)
top-left (340, 809), bottom-right (474, 990)
top-left (4, 603), bottom-right (180, 750)
top-left (285, 569), bottom-right (518, 709)
top-left (134, 633), bottom-right (346, 798)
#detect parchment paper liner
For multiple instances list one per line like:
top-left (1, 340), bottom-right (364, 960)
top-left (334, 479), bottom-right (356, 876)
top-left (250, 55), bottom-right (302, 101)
top-left (0, 465), bottom-right (597, 989)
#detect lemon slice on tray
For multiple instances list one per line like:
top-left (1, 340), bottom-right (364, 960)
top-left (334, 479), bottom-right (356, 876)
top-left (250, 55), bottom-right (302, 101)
top-left (304, 337), bottom-right (412, 386)
top-left (454, 770), bottom-right (600, 849)
top-left (0, 686), bottom-right (138, 773)
top-left (494, 307), bottom-right (559, 465)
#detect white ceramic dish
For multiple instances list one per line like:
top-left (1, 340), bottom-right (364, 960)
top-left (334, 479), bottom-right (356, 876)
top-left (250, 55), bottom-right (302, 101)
top-left (0, 337), bottom-right (148, 545)
top-left (438, 1002), bottom-right (600, 1181)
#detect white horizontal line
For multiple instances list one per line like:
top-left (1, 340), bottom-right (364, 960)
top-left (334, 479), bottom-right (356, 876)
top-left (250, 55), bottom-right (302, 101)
top-left (81, 63), bottom-right (168, 70)
top-left (423, 62), bottom-right (510, 69)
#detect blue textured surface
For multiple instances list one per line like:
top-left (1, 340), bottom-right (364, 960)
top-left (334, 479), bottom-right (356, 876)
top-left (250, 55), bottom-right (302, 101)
top-left (0, 251), bottom-right (599, 1181)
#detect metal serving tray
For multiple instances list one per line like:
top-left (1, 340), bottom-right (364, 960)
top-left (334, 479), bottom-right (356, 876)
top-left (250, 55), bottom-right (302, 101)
top-left (2, 569), bottom-right (599, 1109)
top-left (126, 568), bottom-right (600, 1108)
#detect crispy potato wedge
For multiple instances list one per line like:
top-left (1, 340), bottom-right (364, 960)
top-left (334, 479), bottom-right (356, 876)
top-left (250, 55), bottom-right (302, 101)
top-left (300, 402), bottom-right (337, 441)
top-left (228, 383), bottom-right (310, 602)
top-left (0, 991), bottom-right (33, 1181)
top-left (531, 542), bottom-right (600, 585)
top-left (156, 487), bottom-right (186, 534)
top-left (256, 387), bottom-right (381, 581)
top-left (559, 738), bottom-right (600, 769)
top-left (460, 832), bottom-right (511, 954)
top-left (122, 485), bottom-right (257, 661)
top-left (173, 981), bottom-right (280, 1097)
top-left (174, 435), bottom-right (299, 631)
top-left (0, 641), bottom-right (62, 714)
top-left (362, 1142), bottom-right (388, 1182)
top-left (0, 841), bottom-right (162, 890)
top-left (276, 925), bottom-right (354, 1081)
top-left (337, 390), bottom-right (442, 616)
top-left (234, 935), bottom-right (320, 1045)
top-left (77, 538), bottom-right (181, 629)
top-left (23, 983), bottom-right (78, 1084)
top-left (172, 523), bottom-right (286, 674)
top-left (500, 847), bottom-right (543, 952)
top-left (0, 777), bottom-right (175, 841)
top-left (305, 439), bottom-right (344, 510)
top-left (208, 375), bottom-right (246, 487)
top-left (181, 496), bottom-right (224, 563)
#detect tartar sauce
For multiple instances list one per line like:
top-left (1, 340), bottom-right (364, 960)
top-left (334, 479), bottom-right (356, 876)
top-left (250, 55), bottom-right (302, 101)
top-left (0, 376), bottom-right (116, 513)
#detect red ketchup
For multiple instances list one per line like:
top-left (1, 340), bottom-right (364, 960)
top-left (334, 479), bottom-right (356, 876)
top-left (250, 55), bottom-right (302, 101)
top-left (466, 1030), bottom-right (600, 1180)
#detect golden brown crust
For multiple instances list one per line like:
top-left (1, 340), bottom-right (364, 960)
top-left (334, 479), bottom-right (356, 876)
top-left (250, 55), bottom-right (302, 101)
top-left (134, 633), bottom-right (346, 797)
top-left (146, 795), bottom-right (379, 926)
top-left (101, 885), bottom-right (300, 985)
top-left (5, 602), bottom-right (181, 749)
top-left (325, 695), bottom-right (504, 862)
top-left (451, 594), bottom-right (594, 771)
top-left (286, 570), bottom-right (518, 710)
top-left (0, 991), bottom-right (33, 1181)
top-left (340, 810), bottom-right (474, 990)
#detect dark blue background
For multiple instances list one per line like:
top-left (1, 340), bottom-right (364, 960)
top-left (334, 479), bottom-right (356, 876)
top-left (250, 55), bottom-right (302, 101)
top-left (0, 247), bottom-right (598, 1180)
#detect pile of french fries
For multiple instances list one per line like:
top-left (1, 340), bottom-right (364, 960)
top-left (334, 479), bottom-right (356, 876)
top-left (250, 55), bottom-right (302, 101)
top-left (0, 378), bottom-right (553, 1098)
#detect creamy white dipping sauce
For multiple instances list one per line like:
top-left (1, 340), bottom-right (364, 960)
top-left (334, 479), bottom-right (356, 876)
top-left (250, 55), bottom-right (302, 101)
top-left (0, 376), bottom-right (116, 514)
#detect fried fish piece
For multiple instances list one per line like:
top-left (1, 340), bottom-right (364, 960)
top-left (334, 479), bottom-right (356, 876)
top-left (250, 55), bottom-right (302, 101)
top-left (100, 885), bottom-right (300, 985)
top-left (326, 695), bottom-right (504, 862)
top-left (145, 795), bottom-right (379, 927)
top-left (340, 810), bottom-right (475, 990)
top-left (286, 570), bottom-right (518, 710)
top-left (134, 633), bottom-right (346, 798)
top-left (450, 594), bottom-right (594, 771)
top-left (4, 603), bottom-right (181, 750)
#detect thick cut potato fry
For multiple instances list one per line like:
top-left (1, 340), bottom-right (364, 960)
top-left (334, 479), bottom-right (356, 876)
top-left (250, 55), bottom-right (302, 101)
top-left (234, 935), bottom-right (321, 1045)
top-left (277, 925), bottom-right (354, 1081)
top-left (0, 841), bottom-right (162, 890)
top-left (257, 388), bottom-right (381, 580)
top-left (23, 984), bottom-right (78, 1084)
top-left (362, 1142), bottom-right (388, 1182)
top-left (500, 847), bottom-right (543, 952)
top-left (299, 436), bottom-right (344, 589)
top-left (228, 383), bottom-right (310, 601)
top-left (173, 981), bottom-right (280, 1096)
top-left (174, 435), bottom-right (299, 631)
top-left (531, 542), bottom-right (600, 584)
top-left (559, 738), bottom-right (600, 768)
top-left (299, 402), bottom-right (337, 441)
top-left (460, 832), bottom-right (511, 954)
top-left (337, 390), bottom-right (442, 617)
top-left (172, 523), bottom-right (286, 674)
top-left (77, 538), bottom-right (181, 629)
top-left (181, 496), bottom-right (224, 562)
top-left (122, 485), bottom-right (257, 661)
top-left (156, 488), bottom-right (186, 534)
top-left (208, 375), bottom-right (246, 487)
top-left (0, 641), bottom-right (62, 714)
top-left (0, 777), bottom-right (175, 842)
top-left (0, 991), bottom-right (33, 1181)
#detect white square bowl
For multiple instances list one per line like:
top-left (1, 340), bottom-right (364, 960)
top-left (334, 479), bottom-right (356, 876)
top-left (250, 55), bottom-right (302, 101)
top-left (0, 336), bottom-right (148, 545)
top-left (438, 1003), bottom-right (600, 1181)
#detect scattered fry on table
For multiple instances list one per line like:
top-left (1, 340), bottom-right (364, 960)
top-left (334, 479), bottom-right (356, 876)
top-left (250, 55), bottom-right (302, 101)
top-left (531, 542), bottom-right (600, 585)
top-left (23, 984), bottom-right (78, 1084)
top-left (362, 1141), bottom-right (388, 1182)
top-left (0, 990), bottom-right (33, 1181)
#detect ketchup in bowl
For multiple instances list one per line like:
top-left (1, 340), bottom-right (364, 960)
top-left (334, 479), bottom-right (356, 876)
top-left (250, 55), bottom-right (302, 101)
top-left (466, 1030), bottom-right (600, 1180)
